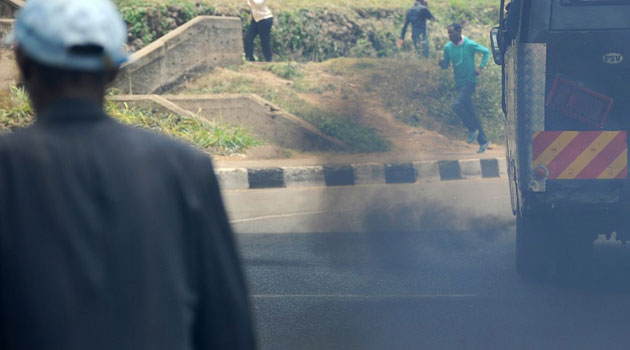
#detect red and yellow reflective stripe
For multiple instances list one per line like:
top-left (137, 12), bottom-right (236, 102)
top-left (532, 131), bottom-right (628, 180)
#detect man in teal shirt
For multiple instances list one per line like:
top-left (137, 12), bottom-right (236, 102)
top-left (440, 23), bottom-right (490, 153)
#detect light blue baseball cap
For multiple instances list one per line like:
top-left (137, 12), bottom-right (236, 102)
top-left (3, 0), bottom-right (129, 71)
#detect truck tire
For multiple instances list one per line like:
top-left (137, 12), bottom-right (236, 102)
top-left (516, 210), bottom-right (553, 280)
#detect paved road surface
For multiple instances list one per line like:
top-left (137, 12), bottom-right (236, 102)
top-left (223, 180), bottom-right (630, 350)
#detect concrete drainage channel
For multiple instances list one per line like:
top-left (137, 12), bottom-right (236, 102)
top-left (109, 94), bottom-right (346, 152)
top-left (216, 158), bottom-right (508, 190)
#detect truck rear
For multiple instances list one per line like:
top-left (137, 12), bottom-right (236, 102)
top-left (492, 0), bottom-right (630, 278)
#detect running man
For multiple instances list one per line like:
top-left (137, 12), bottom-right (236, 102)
top-left (440, 23), bottom-right (491, 153)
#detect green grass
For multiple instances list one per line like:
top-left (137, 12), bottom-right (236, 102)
top-left (263, 62), bottom-right (305, 80)
top-left (326, 57), bottom-right (504, 143)
top-left (180, 65), bottom-right (391, 153)
top-left (115, 0), bottom-right (499, 61)
top-left (0, 86), bottom-right (33, 132)
top-left (0, 86), bottom-right (260, 155)
top-left (115, 0), bottom-right (496, 12)
top-left (115, 0), bottom-right (217, 45)
top-left (111, 0), bottom-right (502, 145)
top-left (105, 100), bottom-right (260, 155)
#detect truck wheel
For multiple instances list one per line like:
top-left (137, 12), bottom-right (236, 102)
top-left (516, 210), bottom-right (553, 280)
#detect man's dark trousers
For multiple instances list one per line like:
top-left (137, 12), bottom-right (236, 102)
top-left (412, 27), bottom-right (430, 58)
top-left (453, 83), bottom-right (488, 145)
top-left (245, 17), bottom-right (273, 62)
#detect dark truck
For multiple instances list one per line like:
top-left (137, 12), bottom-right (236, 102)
top-left (490, 0), bottom-right (630, 278)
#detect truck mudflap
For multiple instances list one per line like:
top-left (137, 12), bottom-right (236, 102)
top-left (532, 131), bottom-right (628, 180)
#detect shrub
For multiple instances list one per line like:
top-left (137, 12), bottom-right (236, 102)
top-left (0, 85), bottom-right (33, 132)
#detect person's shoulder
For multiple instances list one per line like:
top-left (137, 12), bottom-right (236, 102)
top-left (121, 125), bottom-right (215, 180)
top-left (122, 124), bottom-right (207, 160)
top-left (444, 41), bottom-right (454, 49)
top-left (0, 125), bottom-right (39, 150)
top-left (0, 121), bottom-right (211, 175)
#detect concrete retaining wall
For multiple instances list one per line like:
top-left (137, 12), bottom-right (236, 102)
top-left (0, 19), bottom-right (17, 90)
top-left (110, 94), bottom-right (347, 152)
top-left (0, 18), bottom-right (11, 35)
top-left (165, 94), bottom-right (347, 151)
top-left (108, 95), bottom-right (209, 125)
top-left (113, 16), bottom-right (243, 95)
top-left (0, 0), bottom-right (22, 18)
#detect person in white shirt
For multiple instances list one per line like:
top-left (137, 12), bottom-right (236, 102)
top-left (245, 0), bottom-right (273, 62)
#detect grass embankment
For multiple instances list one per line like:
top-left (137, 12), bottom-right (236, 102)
top-left (113, 0), bottom-right (503, 148)
top-left (180, 62), bottom-right (391, 152)
top-left (179, 57), bottom-right (502, 150)
top-left (1, 1), bottom-right (502, 154)
top-left (322, 58), bottom-right (503, 142)
top-left (0, 86), bottom-right (259, 155)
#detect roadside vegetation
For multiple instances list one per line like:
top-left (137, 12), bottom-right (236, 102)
top-left (178, 56), bottom-right (502, 151)
top-left (113, 0), bottom-right (503, 148)
top-left (1, 0), bottom-right (502, 155)
top-left (322, 57), bottom-right (503, 142)
top-left (0, 86), bottom-right (259, 155)
top-left (114, 0), bottom-right (498, 60)
top-left (179, 62), bottom-right (391, 152)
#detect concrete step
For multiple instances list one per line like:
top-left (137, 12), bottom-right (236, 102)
top-left (113, 16), bottom-right (243, 95)
top-left (109, 94), bottom-right (347, 153)
top-left (0, 0), bottom-right (23, 19)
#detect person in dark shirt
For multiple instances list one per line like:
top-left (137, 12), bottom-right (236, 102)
top-left (0, 0), bottom-right (256, 349)
top-left (397, 0), bottom-right (436, 58)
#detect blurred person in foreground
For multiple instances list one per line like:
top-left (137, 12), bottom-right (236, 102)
top-left (397, 0), bottom-right (435, 58)
top-left (0, 0), bottom-right (256, 349)
top-left (439, 23), bottom-right (490, 153)
top-left (245, 0), bottom-right (274, 62)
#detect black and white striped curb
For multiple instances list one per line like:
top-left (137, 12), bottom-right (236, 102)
top-left (215, 158), bottom-right (507, 190)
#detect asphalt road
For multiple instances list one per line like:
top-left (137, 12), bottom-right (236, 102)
top-left (223, 180), bottom-right (630, 350)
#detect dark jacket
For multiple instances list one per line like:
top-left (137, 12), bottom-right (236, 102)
top-left (400, 2), bottom-right (435, 39)
top-left (0, 99), bottom-right (256, 350)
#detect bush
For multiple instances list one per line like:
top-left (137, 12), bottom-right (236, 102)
top-left (263, 62), bottom-right (305, 80)
top-left (0, 85), bottom-right (33, 133)
top-left (114, 0), bottom-right (504, 143)
top-left (115, 0), bottom-right (216, 48)
top-left (106, 100), bottom-right (260, 155)
top-left (116, 1), bottom-right (499, 62)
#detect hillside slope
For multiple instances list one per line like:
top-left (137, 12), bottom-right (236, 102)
top-left (1, 1), bottom-right (504, 159)
top-left (177, 57), bottom-right (503, 159)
